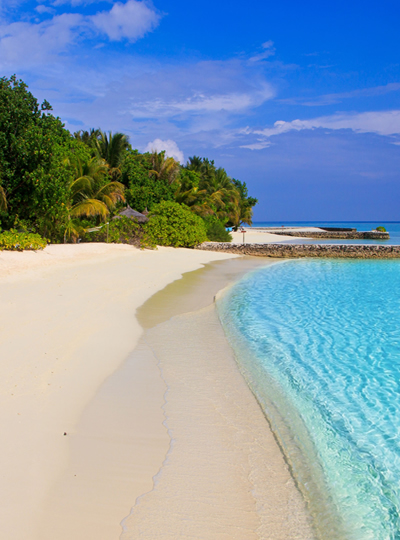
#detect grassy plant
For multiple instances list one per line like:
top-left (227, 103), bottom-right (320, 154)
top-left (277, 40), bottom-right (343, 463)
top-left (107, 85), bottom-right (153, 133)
top-left (203, 217), bottom-right (232, 242)
top-left (82, 216), bottom-right (142, 246)
top-left (0, 230), bottom-right (47, 251)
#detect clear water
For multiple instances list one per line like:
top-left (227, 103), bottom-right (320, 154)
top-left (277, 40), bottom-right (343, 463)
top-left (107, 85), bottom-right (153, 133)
top-left (217, 259), bottom-right (400, 540)
top-left (252, 221), bottom-right (400, 245)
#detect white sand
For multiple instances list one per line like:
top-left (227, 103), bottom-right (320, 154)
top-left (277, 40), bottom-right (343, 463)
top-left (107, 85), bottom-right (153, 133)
top-left (230, 230), bottom-right (297, 243)
top-left (122, 305), bottom-right (314, 539)
top-left (0, 243), bottom-right (238, 540)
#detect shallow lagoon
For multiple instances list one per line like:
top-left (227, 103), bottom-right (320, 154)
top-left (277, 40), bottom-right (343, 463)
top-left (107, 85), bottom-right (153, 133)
top-left (218, 259), bottom-right (400, 540)
top-left (252, 221), bottom-right (400, 245)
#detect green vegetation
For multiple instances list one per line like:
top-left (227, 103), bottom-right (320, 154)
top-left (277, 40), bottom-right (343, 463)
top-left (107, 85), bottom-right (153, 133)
top-left (144, 201), bottom-right (207, 247)
top-left (203, 216), bottom-right (233, 242)
top-left (82, 216), bottom-right (141, 246)
top-left (0, 76), bottom-right (257, 248)
top-left (376, 226), bottom-right (386, 232)
top-left (0, 230), bottom-right (47, 251)
top-left (121, 150), bottom-right (176, 212)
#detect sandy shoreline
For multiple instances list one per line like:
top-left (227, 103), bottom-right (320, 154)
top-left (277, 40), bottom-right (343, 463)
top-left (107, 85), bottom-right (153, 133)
top-left (0, 244), bottom-right (314, 539)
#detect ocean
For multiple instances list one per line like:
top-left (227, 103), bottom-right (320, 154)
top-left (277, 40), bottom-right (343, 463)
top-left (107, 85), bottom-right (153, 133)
top-left (251, 221), bottom-right (400, 245)
top-left (217, 259), bottom-right (400, 540)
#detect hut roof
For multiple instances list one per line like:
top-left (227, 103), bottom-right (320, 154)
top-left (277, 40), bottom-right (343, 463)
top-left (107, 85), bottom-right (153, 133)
top-left (115, 206), bottom-right (149, 223)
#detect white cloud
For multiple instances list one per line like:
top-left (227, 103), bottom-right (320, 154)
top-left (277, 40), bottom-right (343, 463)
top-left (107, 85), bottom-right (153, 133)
top-left (133, 85), bottom-right (273, 117)
top-left (262, 40), bottom-right (274, 49)
top-left (249, 40), bottom-right (275, 62)
top-left (91, 0), bottom-right (160, 41)
top-left (0, 13), bottom-right (83, 67)
top-left (119, 61), bottom-right (275, 120)
top-left (52, 0), bottom-right (112, 5)
top-left (240, 141), bottom-right (272, 150)
top-left (280, 82), bottom-right (400, 107)
top-left (35, 5), bottom-right (56, 14)
top-left (0, 1), bottom-right (160, 67)
top-left (254, 110), bottom-right (400, 138)
top-left (144, 139), bottom-right (184, 163)
top-left (24, 54), bottom-right (277, 153)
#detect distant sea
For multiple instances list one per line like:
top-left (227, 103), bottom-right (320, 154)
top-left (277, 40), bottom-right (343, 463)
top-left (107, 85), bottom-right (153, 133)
top-left (251, 221), bottom-right (400, 245)
top-left (218, 258), bottom-right (400, 539)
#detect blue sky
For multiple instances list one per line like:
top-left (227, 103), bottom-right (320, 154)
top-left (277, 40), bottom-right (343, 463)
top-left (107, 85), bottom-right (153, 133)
top-left (1, 0), bottom-right (399, 220)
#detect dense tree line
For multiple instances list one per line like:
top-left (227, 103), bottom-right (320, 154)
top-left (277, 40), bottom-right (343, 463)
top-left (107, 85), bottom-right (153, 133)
top-left (0, 76), bottom-right (257, 245)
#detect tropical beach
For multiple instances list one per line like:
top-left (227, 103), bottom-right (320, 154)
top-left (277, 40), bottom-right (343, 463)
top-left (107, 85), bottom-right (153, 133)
top-left (0, 244), bottom-right (314, 539)
top-left (1, 2), bottom-right (399, 538)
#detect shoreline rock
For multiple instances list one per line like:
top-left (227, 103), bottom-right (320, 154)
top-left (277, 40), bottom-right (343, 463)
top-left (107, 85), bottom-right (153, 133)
top-left (253, 230), bottom-right (390, 240)
top-left (195, 242), bottom-right (400, 259)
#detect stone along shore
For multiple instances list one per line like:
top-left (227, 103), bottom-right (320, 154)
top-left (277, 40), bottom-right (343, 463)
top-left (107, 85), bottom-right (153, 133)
top-left (259, 230), bottom-right (390, 240)
top-left (196, 243), bottom-right (400, 258)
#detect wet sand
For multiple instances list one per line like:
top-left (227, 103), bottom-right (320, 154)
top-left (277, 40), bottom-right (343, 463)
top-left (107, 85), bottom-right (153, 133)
top-left (0, 244), bottom-right (238, 540)
top-left (36, 256), bottom-right (314, 539)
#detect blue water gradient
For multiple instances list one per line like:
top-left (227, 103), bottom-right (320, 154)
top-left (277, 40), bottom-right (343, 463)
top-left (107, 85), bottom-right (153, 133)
top-left (217, 260), bottom-right (400, 540)
top-left (252, 221), bottom-right (400, 245)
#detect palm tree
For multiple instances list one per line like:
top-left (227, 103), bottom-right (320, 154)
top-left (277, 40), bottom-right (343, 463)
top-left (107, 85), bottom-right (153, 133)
top-left (186, 156), bottom-right (215, 180)
top-left (149, 151), bottom-right (180, 185)
top-left (92, 131), bottom-right (130, 174)
top-left (0, 166), bottom-right (6, 212)
top-left (0, 186), bottom-right (7, 212)
top-left (229, 179), bottom-right (257, 227)
top-left (183, 157), bottom-right (247, 223)
top-left (186, 155), bottom-right (203, 173)
top-left (229, 201), bottom-right (254, 228)
top-left (174, 184), bottom-right (213, 216)
top-left (199, 167), bottom-right (240, 222)
top-left (73, 128), bottom-right (101, 145)
top-left (64, 157), bottom-right (125, 242)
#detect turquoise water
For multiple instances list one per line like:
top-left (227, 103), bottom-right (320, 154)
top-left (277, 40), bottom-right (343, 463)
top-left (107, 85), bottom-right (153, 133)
top-left (217, 260), bottom-right (400, 540)
top-left (252, 221), bottom-right (400, 245)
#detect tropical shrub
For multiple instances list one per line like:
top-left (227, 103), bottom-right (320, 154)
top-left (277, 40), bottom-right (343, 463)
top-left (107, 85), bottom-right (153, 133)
top-left (376, 226), bottom-right (386, 232)
top-left (0, 76), bottom-right (71, 231)
top-left (183, 156), bottom-right (258, 225)
top-left (82, 216), bottom-right (141, 246)
top-left (144, 201), bottom-right (207, 247)
top-left (122, 150), bottom-right (175, 212)
top-left (0, 78), bottom-right (258, 242)
top-left (0, 230), bottom-right (47, 251)
top-left (203, 216), bottom-right (232, 242)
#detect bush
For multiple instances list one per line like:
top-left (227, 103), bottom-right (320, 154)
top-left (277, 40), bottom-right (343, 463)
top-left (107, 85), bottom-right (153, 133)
top-left (82, 216), bottom-right (142, 246)
top-left (203, 217), bottom-right (232, 242)
top-left (122, 151), bottom-right (175, 212)
top-left (144, 201), bottom-right (207, 247)
top-left (0, 230), bottom-right (47, 251)
top-left (375, 226), bottom-right (386, 232)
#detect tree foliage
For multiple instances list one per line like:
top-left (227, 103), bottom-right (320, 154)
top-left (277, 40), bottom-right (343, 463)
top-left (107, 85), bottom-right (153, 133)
top-left (203, 216), bottom-right (233, 242)
top-left (149, 150), bottom-right (180, 184)
top-left (63, 156), bottom-right (125, 242)
top-left (0, 76), bottom-right (257, 245)
top-left (181, 156), bottom-right (257, 226)
top-left (0, 76), bottom-right (71, 231)
top-left (144, 201), bottom-right (207, 247)
top-left (82, 216), bottom-right (142, 246)
top-left (122, 150), bottom-right (175, 212)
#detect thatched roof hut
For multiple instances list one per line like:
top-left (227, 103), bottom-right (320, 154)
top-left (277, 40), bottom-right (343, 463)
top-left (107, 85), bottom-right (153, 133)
top-left (114, 206), bottom-right (149, 223)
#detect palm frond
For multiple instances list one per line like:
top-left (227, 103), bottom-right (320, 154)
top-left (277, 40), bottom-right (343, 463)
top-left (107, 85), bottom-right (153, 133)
top-left (70, 199), bottom-right (109, 219)
top-left (148, 169), bottom-right (160, 178)
top-left (0, 185), bottom-right (7, 212)
top-left (70, 175), bottom-right (93, 197)
top-left (96, 181), bottom-right (125, 207)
